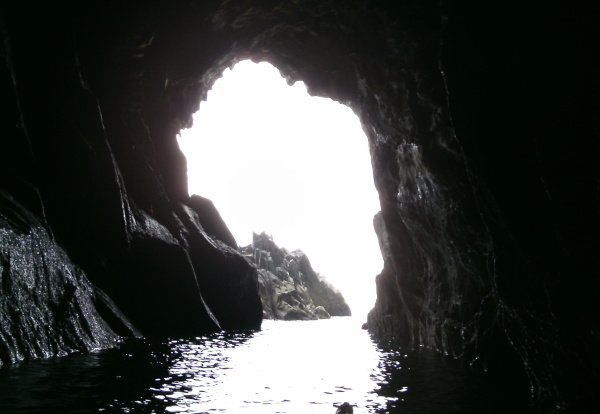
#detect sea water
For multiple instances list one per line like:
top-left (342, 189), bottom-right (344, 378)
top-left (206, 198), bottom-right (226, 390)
top-left (0, 317), bottom-right (530, 413)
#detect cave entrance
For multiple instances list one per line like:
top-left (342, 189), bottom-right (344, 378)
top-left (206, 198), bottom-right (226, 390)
top-left (177, 60), bottom-right (382, 316)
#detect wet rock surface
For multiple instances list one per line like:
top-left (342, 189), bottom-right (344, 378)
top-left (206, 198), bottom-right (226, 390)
top-left (1, 0), bottom-right (598, 409)
top-left (0, 189), bottom-right (138, 368)
top-left (242, 233), bottom-right (351, 320)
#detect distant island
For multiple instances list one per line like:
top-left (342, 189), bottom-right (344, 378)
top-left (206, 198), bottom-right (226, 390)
top-left (242, 233), bottom-right (352, 320)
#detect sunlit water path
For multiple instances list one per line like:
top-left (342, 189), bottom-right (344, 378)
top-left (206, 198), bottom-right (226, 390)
top-left (0, 318), bottom-right (529, 413)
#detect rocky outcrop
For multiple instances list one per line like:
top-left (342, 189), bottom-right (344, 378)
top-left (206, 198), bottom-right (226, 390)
top-left (187, 194), bottom-right (238, 249)
top-left (242, 233), bottom-right (351, 320)
top-left (1, 0), bottom-right (598, 409)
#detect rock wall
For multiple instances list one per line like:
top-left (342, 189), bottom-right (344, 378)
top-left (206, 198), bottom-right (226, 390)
top-left (242, 233), bottom-right (351, 320)
top-left (0, 0), bottom-right (597, 409)
top-left (0, 0), bottom-right (263, 365)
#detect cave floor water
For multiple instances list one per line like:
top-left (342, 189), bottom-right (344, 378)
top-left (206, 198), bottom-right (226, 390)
top-left (0, 317), bottom-right (531, 413)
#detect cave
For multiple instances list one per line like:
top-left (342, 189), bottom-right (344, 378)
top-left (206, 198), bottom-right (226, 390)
top-left (0, 0), bottom-right (598, 411)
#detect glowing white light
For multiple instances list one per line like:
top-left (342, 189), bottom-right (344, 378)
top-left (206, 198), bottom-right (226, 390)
top-left (177, 60), bottom-right (382, 317)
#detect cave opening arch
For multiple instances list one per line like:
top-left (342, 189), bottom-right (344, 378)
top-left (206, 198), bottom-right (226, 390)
top-left (152, 2), bottom-right (483, 360)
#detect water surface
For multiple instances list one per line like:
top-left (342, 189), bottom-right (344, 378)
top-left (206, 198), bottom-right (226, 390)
top-left (0, 317), bottom-right (529, 413)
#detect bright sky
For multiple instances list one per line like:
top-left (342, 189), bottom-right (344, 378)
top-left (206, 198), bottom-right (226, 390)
top-left (177, 60), bottom-right (382, 317)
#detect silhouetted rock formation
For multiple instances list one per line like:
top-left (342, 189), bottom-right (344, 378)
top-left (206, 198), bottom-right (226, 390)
top-left (242, 233), bottom-right (351, 320)
top-left (1, 0), bottom-right (597, 409)
top-left (187, 194), bottom-right (238, 249)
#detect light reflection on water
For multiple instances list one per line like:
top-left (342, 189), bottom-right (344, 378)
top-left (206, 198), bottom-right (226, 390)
top-left (147, 318), bottom-right (388, 414)
top-left (0, 317), bottom-right (529, 413)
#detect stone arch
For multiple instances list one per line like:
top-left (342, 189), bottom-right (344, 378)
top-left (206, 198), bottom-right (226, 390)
top-left (133, 0), bottom-right (485, 356)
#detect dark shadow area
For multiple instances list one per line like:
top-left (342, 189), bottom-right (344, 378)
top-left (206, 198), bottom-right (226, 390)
top-left (373, 349), bottom-right (532, 414)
